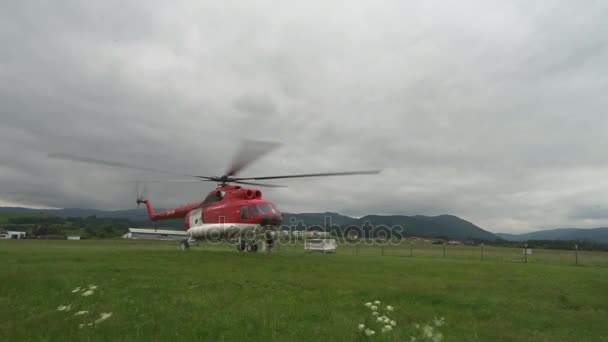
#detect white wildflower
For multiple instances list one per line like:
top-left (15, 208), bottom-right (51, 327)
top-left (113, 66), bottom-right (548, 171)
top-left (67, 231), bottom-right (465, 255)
top-left (79, 324), bottom-right (84, 329)
top-left (414, 323), bottom-right (420, 329)
top-left (94, 312), bottom-right (113, 324)
top-left (88, 285), bottom-right (98, 290)
top-left (372, 311), bottom-right (379, 316)
top-left (432, 332), bottom-right (444, 342)
top-left (82, 290), bottom-right (94, 297)
top-left (74, 311), bottom-right (89, 316)
top-left (364, 328), bottom-right (375, 336)
top-left (357, 324), bottom-right (365, 331)
top-left (377, 317), bottom-right (383, 322)
top-left (390, 320), bottom-right (397, 326)
top-left (374, 300), bottom-right (381, 305)
top-left (57, 305), bottom-right (71, 311)
top-left (382, 325), bottom-right (393, 333)
top-left (87, 323), bottom-right (93, 327)
top-left (364, 302), bottom-right (372, 307)
top-left (383, 317), bottom-right (390, 323)
top-left (422, 324), bottom-right (434, 338)
top-left (72, 287), bottom-right (81, 293)
top-left (433, 316), bottom-right (445, 327)
top-left (370, 305), bottom-right (378, 311)
top-left (386, 305), bottom-right (394, 311)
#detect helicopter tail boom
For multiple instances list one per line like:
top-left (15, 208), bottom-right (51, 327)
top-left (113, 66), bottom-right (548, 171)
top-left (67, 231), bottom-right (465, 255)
top-left (138, 199), bottom-right (202, 221)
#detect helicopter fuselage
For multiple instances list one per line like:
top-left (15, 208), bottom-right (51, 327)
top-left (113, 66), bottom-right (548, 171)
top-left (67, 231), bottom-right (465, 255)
top-left (138, 185), bottom-right (283, 241)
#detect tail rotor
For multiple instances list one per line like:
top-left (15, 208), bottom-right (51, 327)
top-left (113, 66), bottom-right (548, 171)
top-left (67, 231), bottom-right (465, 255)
top-left (135, 181), bottom-right (148, 207)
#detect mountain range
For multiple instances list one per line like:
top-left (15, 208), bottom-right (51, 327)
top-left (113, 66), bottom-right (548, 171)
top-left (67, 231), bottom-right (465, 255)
top-left (0, 206), bottom-right (497, 240)
top-left (282, 212), bottom-right (498, 240)
top-left (496, 228), bottom-right (608, 244)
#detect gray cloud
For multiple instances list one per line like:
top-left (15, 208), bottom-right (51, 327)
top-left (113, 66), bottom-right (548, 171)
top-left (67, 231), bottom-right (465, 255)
top-left (1, 0), bottom-right (608, 233)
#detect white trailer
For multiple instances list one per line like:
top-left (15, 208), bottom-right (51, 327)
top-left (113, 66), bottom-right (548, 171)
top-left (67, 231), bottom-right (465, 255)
top-left (304, 239), bottom-right (337, 253)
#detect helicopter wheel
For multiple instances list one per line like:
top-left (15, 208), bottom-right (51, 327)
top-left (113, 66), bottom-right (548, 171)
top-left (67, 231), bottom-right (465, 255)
top-left (180, 239), bottom-right (190, 251)
top-left (237, 240), bottom-right (246, 252)
top-left (247, 242), bottom-right (258, 253)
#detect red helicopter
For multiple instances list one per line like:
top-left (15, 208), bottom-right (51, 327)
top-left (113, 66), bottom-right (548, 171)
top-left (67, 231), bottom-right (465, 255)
top-left (50, 141), bottom-right (380, 251)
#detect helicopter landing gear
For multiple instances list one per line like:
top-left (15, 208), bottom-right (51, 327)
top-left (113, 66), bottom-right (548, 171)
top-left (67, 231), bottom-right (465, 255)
top-left (247, 242), bottom-right (258, 252)
top-left (180, 237), bottom-right (197, 250)
top-left (237, 239), bottom-right (258, 252)
top-left (180, 239), bottom-right (189, 250)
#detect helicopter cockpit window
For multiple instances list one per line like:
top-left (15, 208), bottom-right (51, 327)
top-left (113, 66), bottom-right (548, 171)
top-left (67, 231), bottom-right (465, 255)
top-left (257, 204), bottom-right (270, 215)
top-left (240, 206), bottom-right (249, 219)
top-left (249, 205), bottom-right (258, 218)
top-left (270, 203), bottom-right (281, 214)
top-left (203, 191), bottom-right (224, 205)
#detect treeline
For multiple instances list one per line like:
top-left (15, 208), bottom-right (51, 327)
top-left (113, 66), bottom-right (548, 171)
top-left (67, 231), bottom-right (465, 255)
top-left (8, 216), bottom-right (66, 225)
top-left (3, 215), bottom-right (137, 239)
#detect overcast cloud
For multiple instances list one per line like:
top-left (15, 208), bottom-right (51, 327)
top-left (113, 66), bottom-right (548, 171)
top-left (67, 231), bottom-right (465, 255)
top-left (1, 0), bottom-right (608, 233)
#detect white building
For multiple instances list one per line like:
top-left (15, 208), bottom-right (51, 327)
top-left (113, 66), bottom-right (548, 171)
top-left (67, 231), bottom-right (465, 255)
top-left (67, 236), bottom-right (81, 240)
top-left (0, 231), bottom-right (27, 239)
top-left (122, 228), bottom-right (188, 241)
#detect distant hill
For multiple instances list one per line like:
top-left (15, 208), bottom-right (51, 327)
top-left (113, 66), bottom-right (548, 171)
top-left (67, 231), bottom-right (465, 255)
top-left (0, 207), bottom-right (498, 241)
top-left (352, 214), bottom-right (498, 241)
top-left (272, 212), bottom-right (498, 240)
top-left (282, 212), bottom-right (357, 227)
top-left (497, 228), bottom-right (608, 244)
top-left (0, 207), bottom-right (185, 228)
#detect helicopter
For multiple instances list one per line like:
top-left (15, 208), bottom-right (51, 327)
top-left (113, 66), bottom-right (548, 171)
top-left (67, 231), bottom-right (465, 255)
top-left (49, 141), bottom-right (380, 252)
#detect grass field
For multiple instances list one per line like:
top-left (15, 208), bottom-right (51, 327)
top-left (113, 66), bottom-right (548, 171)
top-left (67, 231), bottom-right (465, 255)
top-left (1, 240), bottom-right (608, 341)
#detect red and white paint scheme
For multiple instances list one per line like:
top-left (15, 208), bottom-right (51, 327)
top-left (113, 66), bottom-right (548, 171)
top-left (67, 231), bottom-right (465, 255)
top-left (49, 140), bottom-right (380, 252)
top-left (137, 185), bottom-right (282, 251)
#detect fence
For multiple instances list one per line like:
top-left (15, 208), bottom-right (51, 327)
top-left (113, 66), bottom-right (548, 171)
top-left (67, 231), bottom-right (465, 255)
top-left (266, 240), bottom-right (608, 267)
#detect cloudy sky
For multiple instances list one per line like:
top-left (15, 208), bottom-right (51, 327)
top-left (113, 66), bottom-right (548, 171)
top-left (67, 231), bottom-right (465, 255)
top-left (1, 1), bottom-right (608, 233)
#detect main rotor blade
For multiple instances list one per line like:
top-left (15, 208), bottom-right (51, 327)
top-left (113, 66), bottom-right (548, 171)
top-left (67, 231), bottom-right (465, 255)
top-left (48, 153), bottom-right (201, 178)
top-left (225, 140), bottom-right (281, 177)
top-left (126, 178), bottom-right (286, 188)
top-left (234, 170), bottom-right (381, 181)
top-left (233, 180), bottom-right (287, 188)
top-left (126, 179), bottom-right (213, 183)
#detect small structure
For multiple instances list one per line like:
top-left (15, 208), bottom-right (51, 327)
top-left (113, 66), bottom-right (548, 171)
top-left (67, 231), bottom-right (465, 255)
top-left (306, 231), bottom-right (330, 239)
top-left (2, 231), bottom-right (27, 239)
top-left (67, 236), bottom-right (81, 240)
top-left (304, 238), bottom-right (337, 253)
top-left (123, 228), bottom-right (187, 241)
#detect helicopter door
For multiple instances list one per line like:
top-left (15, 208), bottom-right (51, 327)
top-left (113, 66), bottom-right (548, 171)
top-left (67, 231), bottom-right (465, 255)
top-left (189, 208), bottom-right (203, 227)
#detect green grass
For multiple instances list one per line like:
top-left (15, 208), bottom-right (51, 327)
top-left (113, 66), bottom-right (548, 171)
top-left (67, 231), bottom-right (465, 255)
top-left (1, 240), bottom-right (608, 341)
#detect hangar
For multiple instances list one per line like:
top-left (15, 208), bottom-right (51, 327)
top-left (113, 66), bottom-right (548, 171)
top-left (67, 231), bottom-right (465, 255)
top-left (122, 228), bottom-right (187, 241)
